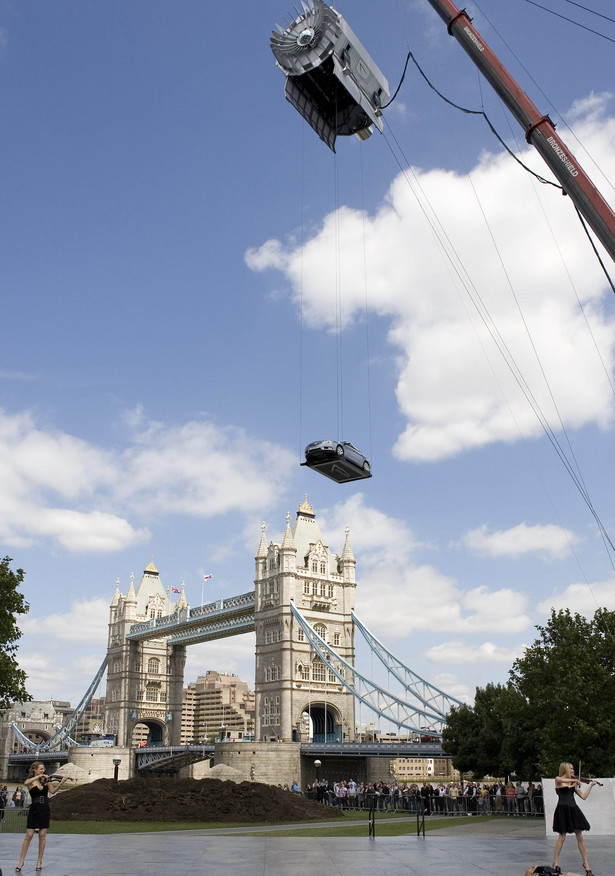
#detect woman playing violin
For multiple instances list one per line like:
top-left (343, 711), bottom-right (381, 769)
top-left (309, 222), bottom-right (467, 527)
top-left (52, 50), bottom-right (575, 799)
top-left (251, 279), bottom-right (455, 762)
top-left (552, 762), bottom-right (600, 876)
top-left (15, 761), bottom-right (69, 872)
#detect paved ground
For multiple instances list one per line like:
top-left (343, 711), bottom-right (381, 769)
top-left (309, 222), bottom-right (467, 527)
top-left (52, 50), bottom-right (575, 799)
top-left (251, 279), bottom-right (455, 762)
top-left (1, 818), bottom-right (612, 875)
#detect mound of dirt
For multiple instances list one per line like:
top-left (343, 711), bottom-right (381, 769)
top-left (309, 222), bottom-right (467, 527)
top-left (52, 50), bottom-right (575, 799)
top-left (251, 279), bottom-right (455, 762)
top-left (50, 777), bottom-right (340, 823)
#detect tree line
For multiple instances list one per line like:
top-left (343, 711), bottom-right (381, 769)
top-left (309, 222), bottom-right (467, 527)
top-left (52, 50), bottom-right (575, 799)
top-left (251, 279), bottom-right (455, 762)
top-left (442, 607), bottom-right (615, 780)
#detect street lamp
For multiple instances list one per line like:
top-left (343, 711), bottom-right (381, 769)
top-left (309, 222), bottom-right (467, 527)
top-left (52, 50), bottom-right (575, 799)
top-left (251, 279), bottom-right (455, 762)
top-left (112, 756), bottom-right (121, 783)
top-left (314, 759), bottom-right (321, 782)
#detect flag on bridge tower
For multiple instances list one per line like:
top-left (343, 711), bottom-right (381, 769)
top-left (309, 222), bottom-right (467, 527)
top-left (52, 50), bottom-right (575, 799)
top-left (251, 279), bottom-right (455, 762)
top-left (171, 587), bottom-right (181, 593)
top-left (203, 573), bottom-right (213, 580)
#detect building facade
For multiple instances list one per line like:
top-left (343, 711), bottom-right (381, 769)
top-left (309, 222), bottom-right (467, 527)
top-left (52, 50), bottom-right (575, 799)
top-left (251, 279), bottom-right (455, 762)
top-left (104, 561), bottom-right (187, 747)
top-left (253, 496), bottom-right (357, 743)
top-left (181, 671), bottom-right (255, 744)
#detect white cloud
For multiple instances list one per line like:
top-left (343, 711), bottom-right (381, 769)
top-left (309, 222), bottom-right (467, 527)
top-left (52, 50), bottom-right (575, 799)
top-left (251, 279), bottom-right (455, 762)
top-left (246, 97), bottom-right (615, 461)
top-left (461, 522), bottom-right (578, 559)
top-left (536, 576), bottom-right (615, 618)
top-left (426, 640), bottom-right (523, 665)
top-left (21, 598), bottom-right (110, 645)
top-left (0, 408), bottom-right (295, 554)
top-left (314, 495), bottom-right (532, 637)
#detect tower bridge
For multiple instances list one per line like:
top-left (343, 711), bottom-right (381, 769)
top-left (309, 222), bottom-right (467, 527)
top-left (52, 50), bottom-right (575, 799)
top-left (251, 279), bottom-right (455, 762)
top-left (10, 497), bottom-right (462, 782)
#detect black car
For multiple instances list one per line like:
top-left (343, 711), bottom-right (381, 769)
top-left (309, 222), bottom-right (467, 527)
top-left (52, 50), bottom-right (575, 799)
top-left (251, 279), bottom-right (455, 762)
top-left (303, 440), bottom-right (371, 483)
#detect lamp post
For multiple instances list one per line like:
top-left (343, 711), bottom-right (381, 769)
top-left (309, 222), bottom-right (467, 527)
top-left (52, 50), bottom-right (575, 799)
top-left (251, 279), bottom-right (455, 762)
top-left (314, 759), bottom-right (321, 783)
top-left (112, 756), bottom-right (121, 783)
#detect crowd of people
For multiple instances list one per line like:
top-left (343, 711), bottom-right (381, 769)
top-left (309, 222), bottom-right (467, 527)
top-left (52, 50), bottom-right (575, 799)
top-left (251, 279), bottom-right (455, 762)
top-left (0, 784), bottom-right (27, 808)
top-left (299, 778), bottom-right (544, 815)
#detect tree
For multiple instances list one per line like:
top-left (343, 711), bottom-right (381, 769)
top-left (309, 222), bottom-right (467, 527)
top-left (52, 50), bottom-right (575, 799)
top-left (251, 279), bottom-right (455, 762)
top-left (444, 608), bottom-right (615, 779)
top-left (443, 682), bottom-right (536, 779)
top-left (0, 556), bottom-right (31, 710)
top-left (510, 607), bottom-right (615, 777)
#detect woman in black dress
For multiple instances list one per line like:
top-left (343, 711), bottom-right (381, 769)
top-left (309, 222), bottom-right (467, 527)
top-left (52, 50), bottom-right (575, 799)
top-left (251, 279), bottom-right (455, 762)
top-left (552, 762), bottom-right (599, 876)
top-left (16, 761), bottom-right (68, 872)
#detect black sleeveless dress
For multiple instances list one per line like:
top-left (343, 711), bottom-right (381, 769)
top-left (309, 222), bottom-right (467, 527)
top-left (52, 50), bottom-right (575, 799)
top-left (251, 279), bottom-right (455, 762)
top-left (27, 783), bottom-right (50, 830)
top-left (552, 786), bottom-right (590, 834)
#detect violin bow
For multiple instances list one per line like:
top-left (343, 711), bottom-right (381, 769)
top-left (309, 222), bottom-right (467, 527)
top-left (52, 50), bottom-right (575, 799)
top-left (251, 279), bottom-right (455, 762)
top-left (578, 760), bottom-right (603, 787)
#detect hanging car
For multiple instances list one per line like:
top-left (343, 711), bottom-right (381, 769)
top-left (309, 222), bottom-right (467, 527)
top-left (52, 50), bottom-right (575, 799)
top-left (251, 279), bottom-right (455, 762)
top-left (302, 439), bottom-right (372, 483)
top-left (270, 0), bottom-right (389, 152)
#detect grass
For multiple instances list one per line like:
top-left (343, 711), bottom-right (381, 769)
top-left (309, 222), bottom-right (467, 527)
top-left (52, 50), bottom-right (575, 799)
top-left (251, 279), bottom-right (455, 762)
top-left (44, 812), bottom-right (501, 837)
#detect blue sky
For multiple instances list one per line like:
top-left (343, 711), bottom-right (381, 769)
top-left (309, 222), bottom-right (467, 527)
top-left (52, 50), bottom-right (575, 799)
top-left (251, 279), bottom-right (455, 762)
top-left (2, 0), bottom-right (614, 721)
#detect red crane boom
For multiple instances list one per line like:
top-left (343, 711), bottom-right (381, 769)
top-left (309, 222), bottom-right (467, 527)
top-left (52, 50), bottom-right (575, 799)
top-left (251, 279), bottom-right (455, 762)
top-left (425, 0), bottom-right (615, 263)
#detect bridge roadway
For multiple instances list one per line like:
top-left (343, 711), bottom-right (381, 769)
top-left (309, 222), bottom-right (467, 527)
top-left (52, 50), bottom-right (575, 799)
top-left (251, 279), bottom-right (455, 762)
top-left (135, 740), bottom-right (446, 772)
top-left (9, 750), bottom-right (69, 766)
top-left (125, 590), bottom-right (256, 645)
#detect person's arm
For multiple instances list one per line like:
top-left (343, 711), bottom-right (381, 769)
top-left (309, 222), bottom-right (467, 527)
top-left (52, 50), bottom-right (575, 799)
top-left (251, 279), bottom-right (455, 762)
top-left (554, 776), bottom-right (578, 788)
top-left (574, 779), bottom-right (598, 800)
top-left (24, 775), bottom-right (44, 789)
top-left (47, 776), bottom-right (69, 793)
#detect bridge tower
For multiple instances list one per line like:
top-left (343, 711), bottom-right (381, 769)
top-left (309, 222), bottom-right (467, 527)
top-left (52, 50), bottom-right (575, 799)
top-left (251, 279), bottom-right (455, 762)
top-left (254, 496), bottom-right (356, 743)
top-left (104, 561), bottom-right (186, 748)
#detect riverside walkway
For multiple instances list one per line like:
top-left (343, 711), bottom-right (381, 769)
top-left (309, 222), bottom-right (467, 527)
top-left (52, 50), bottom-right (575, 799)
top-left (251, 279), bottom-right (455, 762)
top-left (1, 817), bottom-right (613, 875)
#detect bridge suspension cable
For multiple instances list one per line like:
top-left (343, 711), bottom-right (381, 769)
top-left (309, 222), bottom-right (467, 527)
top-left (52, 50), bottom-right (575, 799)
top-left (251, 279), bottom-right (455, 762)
top-left (352, 610), bottom-right (463, 716)
top-left (290, 602), bottom-right (445, 735)
top-left (11, 655), bottom-right (108, 752)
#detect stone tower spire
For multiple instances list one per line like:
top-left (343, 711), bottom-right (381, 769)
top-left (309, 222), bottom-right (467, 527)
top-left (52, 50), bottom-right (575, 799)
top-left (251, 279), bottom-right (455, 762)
top-left (340, 526), bottom-right (356, 583)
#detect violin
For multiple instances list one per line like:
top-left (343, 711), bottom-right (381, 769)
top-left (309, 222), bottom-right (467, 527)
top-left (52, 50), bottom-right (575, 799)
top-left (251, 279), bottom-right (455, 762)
top-left (577, 776), bottom-right (603, 787)
top-left (577, 761), bottom-right (603, 787)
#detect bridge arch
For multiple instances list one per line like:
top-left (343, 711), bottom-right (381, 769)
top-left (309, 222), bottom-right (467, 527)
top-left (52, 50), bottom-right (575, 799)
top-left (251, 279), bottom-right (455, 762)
top-left (301, 702), bottom-right (342, 743)
top-left (131, 719), bottom-right (165, 748)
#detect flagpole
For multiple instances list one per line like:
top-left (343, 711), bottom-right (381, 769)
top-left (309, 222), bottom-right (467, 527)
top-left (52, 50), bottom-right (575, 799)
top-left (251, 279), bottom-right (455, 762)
top-left (201, 573), bottom-right (213, 606)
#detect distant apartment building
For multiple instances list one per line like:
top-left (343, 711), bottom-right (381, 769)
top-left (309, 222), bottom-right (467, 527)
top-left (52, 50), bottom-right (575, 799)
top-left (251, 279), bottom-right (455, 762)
top-left (392, 755), bottom-right (458, 782)
top-left (181, 671), bottom-right (255, 744)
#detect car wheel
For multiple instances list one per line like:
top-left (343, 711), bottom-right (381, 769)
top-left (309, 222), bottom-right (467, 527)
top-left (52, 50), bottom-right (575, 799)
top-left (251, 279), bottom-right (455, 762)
top-left (363, 461), bottom-right (370, 473)
top-left (336, 444), bottom-right (344, 456)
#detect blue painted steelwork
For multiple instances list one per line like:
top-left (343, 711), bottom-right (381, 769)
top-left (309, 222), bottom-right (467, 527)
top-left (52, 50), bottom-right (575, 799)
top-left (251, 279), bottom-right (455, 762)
top-left (126, 591), bottom-right (256, 643)
top-left (135, 744), bottom-right (215, 771)
top-left (301, 741), bottom-right (447, 757)
top-left (10, 656), bottom-right (108, 753)
top-left (290, 602), bottom-right (445, 735)
top-left (352, 610), bottom-right (463, 714)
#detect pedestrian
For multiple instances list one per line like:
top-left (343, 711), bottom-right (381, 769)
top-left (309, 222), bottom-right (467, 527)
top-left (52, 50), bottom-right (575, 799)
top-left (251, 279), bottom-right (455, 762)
top-left (552, 761), bottom-right (599, 876)
top-left (15, 762), bottom-right (69, 872)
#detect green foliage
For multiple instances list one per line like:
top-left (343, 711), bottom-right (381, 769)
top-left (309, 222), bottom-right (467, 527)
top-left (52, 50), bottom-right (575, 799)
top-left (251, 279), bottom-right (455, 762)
top-left (0, 556), bottom-right (31, 710)
top-left (443, 682), bottom-right (535, 778)
top-left (510, 607), bottom-right (615, 777)
top-left (444, 607), bottom-right (615, 779)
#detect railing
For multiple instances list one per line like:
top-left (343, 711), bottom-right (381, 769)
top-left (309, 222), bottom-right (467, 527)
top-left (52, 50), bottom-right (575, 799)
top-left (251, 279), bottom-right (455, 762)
top-left (127, 591), bottom-right (256, 642)
top-left (0, 806), bottom-right (30, 833)
top-left (303, 789), bottom-right (545, 819)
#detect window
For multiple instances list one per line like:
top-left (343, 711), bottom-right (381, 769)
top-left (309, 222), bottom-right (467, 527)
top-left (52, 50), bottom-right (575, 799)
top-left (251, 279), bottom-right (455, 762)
top-left (333, 632), bottom-right (341, 647)
top-left (314, 623), bottom-right (327, 640)
top-left (304, 581), bottom-right (310, 594)
top-left (146, 685), bottom-right (159, 702)
top-left (297, 628), bottom-right (304, 642)
top-left (326, 583), bottom-right (334, 598)
top-left (320, 561), bottom-right (326, 574)
top-left (312, 659), bottom-right (325, 682)
top-left (147, 657), bottom-right (160, 675)
top-left (311, 560), bottom-right (318, 572)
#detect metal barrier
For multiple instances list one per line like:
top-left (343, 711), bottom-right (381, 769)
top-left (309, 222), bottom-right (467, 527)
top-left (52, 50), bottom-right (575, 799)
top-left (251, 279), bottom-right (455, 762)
top-left (416, 802), bottom-right (425, 836)
top-left (0, 806), bottom-right (29, 833)
top-left (368, 804), bottom-right (376, 838)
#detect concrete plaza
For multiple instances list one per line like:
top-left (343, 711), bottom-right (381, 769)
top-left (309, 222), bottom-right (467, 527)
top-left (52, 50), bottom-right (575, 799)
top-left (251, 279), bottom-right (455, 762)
top-left (1, 818), bottom-right (613, 876)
